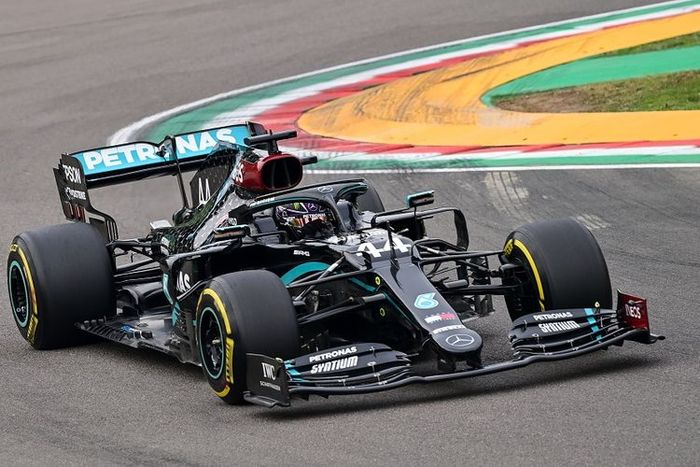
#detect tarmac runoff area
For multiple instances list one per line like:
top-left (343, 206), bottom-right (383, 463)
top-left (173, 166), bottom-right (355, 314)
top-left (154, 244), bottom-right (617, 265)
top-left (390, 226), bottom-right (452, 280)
top-left (0, 1), bottom-right (699, 466)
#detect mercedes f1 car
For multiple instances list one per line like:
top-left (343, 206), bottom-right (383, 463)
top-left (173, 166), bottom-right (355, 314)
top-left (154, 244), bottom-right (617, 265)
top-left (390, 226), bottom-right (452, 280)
top-left (7, 122), bottom-right (663, 407)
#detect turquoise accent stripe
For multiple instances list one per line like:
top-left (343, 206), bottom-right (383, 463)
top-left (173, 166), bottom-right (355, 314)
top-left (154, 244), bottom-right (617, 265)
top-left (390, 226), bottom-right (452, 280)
top-left (171, 303), bottom-right (181, 327)
top-left (280, 261), bottom-right (375, 292)
top-left (351, 278), bottom-right (376, 292)
top-left (285, 361), bottom-right (305, 382)
top-left (406, 190), bottom-right (434, 205)
top-left (584, 307), bottom-right (602, 340)
top-left (163, 274), bottom-right (173, 304)
top-left (281, 262), bottom-right (330, 285)
top-left (162, 274), bottom-right (181, 325)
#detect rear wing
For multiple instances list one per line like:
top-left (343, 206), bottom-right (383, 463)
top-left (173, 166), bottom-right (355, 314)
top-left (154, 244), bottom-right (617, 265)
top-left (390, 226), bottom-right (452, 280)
top-left (54, 122), bottom-right (268, 240)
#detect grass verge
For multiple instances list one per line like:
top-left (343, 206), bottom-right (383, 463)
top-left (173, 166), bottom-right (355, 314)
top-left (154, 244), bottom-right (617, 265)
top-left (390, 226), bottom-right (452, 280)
top-left (494, 71), bottom-right (700, 113)
top-left (493, 32), bottom-right (700, 113)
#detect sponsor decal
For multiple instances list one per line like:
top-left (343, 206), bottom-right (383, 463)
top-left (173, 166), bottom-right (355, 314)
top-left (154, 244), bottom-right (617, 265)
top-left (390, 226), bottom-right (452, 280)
top-left (537, 320), bottom-right (581, 333)
top-left (414, 292), bottom-right (439, 310)
top-left (64, 187), bottom-right (87, 200)
top-left (424, 312), bottom-right (457, 324)
top-left (74, 126), bottom-right (250, 175)
top-left (625, 303), bottom-right (642, 319)
top-left (291, 213), bottom-right (326, 226)
top-left (431, 324), bottom-right (466, 334)
top-left (308, 346), bottom-right (357, 363)
top-left (310, 355), bottom-right (359, 374)
top-left (197, 178), bottom-right (212, 206)
top-left (261, 362), bottom-right (276, 380)
top-left (260, 380), bottom-right (282, 392)
top-left (224, 337), bottom-right (234, 384)
top-left (62, 165), bottom-right (82, 184)
top-left (503, 239), bottom-right (514, 256)
top-left (617, 295), bottom-right (648, 330)
top-left (293, 249), bottom-right (310, 257)
top-left (532, 311), bottom-right (574, 321)
top-left (355, 237), bottom-right (410, 258)
top-left (176, 128), bottom-right (237, 155)
top-left (77, 143), bottom-right (161, 172)
top-left (446, 333), bottom-right (475, 348)
top-left (175, 271), bottom-right (191, 294)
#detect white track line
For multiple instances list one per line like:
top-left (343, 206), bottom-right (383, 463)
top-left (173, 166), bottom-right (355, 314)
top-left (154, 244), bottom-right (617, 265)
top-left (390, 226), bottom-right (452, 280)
top-left (308, 163), bottom-right (700, 174)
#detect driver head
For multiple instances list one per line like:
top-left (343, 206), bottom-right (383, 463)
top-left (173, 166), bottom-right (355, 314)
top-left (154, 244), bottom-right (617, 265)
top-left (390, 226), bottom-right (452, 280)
top-left (274, 202), bottom-right (332, 239)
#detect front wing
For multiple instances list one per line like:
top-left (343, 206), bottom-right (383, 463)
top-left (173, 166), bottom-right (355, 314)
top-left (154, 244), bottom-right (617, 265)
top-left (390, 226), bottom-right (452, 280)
top-left (243, 292), bottom-right (663, 408)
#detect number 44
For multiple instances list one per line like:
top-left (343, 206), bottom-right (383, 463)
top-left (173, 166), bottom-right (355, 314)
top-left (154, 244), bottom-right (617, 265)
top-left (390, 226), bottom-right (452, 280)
top-left (356, 237), bottom-right (410, 258)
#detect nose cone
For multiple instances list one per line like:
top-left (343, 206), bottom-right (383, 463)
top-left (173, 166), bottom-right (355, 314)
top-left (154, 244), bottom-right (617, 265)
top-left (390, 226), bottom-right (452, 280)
top-left (432, 326), bottom-right (483, 358)
top-left (372, 261), bottom-right (483, 365)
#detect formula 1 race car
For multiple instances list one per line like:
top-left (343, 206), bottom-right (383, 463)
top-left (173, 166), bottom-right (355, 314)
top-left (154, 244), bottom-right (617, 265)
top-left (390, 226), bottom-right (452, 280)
top-left (7, 122), bottom-right (663, 407)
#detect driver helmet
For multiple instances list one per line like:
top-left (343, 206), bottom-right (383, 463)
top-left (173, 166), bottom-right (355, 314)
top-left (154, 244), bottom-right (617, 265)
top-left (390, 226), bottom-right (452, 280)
top-left (274, 202), bottom-right (330, 237)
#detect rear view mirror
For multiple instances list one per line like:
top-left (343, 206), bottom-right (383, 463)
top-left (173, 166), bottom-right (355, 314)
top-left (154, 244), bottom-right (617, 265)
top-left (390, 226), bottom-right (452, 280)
top-left (406, 190), bottom-right (435, 208)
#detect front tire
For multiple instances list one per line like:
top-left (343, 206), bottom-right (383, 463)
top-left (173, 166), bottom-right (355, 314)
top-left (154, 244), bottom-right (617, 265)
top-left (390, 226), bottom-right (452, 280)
top-left (503, 218), bottom-right (612, 320)
top-left (196, 270), bottom-right (299, 404)
top-left (7, 223), bottom-right (115, 349)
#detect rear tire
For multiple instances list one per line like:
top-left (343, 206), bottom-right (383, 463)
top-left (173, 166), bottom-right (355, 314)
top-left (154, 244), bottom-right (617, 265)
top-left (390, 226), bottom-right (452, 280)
top-left (196, 270), bottom-right (299, 404)
top-left (7, 223), bottom-right (115, 349)
top-left (503, 218), bottom-right (612, 321)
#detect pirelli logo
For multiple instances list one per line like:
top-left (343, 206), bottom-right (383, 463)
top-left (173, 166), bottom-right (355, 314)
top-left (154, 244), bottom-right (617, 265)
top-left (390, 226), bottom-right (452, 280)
top-left (225, 337), bottom-right (234, 384)
top-left (27, 316), bottom-right (39, 343)
top-left (503, 239), bottom-right (513, 256)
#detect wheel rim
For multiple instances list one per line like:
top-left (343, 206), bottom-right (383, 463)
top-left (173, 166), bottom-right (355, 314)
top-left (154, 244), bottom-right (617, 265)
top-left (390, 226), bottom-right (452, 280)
top-left (504, 251), bottom-right (543, 318)
top-left (199, 307), bottom-right (225, 380)
top-left (8, 261), bottom-right (30, 328)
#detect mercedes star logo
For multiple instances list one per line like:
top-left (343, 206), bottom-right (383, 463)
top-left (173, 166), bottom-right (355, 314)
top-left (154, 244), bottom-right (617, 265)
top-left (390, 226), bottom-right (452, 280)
top-left (446, 333), bottom-right (475, 347)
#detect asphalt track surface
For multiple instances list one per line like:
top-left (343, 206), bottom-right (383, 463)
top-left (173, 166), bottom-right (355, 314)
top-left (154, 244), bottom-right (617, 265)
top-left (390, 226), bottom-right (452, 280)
top-left (1, 1), bottom-right (698, 465)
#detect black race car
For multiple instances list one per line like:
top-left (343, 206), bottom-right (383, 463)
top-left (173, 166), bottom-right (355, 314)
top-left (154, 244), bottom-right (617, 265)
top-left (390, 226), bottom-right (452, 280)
top-left (7, 122), bottom-right (663, 407)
